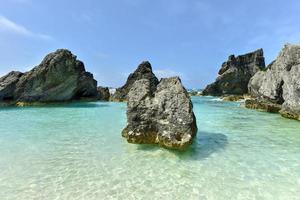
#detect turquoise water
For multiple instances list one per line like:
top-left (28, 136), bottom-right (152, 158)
top-left (0, 96), bottom-right (300, 200)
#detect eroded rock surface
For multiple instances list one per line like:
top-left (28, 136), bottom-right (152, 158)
top-left (0, 49), bottom-right (98, 102)
top-left (122, 76), bottom-right (198, 150)
top-left (248, 44), bottom-right (300, 120)
top-left (203, 49), bottom-right (265, 96)
top-left (111, 61), bottom-right (159, 102)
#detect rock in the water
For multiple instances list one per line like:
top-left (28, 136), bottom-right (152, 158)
top-left (97, 86), bottom-right (110, 101)
top-left (203, 49), bottom-right (265, 96)
top-left (222, 95), bottom-right (244, 102)
top-left (122, 76), bottom-right (198, 150)
top-left (248, 44), bottom-right (300, 120)
top-left (111, 61), bottom-right (159, 102)
top-left (0, 71), bottom-right (23, 101)
top-left (0, 49), bottom-right (98, 103)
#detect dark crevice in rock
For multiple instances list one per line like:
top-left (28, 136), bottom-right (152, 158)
top-left (286, 62), bottom-right (296, 71)
top-left (276, 80), bottom-right (285, 104)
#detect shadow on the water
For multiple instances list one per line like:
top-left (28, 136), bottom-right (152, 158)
top-left (63, 103), bottom-right (110, 108)
top-left (136, 131), bottom-right (228, 161)
top-left (0, 102), bottom-right (111, 110)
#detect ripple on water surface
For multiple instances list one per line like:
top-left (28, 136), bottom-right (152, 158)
top-left (0, 97), bottom-right (300, 200)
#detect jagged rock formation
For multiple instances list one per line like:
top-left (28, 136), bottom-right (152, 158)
top-left (0, 49), bottom-right (98, 103)
top-left (248, 44), bottom-right (300, 120)
top-left (203, 49), bottom-right (265, 96)
top-left (122, 76), bottom-right (198, 150)
top-left (97, 86), bottom-right (110, 101)
top-left (111, 61), bottom-right (159, 102)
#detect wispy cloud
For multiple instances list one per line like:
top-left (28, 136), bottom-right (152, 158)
top-left (154, 69), bottom-right (182, 79)
top-left (0, 15), bottom-right (52, 40)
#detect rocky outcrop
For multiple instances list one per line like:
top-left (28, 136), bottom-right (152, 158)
top-left (97, 86), bottom-right (110, 101)
top-left (203, 49), bottom-right (265, 96)
top-left (122, 76), bottom-right (198, 150)
top-left (248, 44), bottom-right (300, 120)
top-left (111, 61), bottom-right (159, 102)
top-left (0, 49), bottom-right (98, 103)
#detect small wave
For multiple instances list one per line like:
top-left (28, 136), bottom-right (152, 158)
top-left (210, 98), bottom-right (223, 102)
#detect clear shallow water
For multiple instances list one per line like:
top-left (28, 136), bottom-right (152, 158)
top-left (0, 97), bottom-right (300, 200)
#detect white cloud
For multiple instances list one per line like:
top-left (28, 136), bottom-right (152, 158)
top-left (0, 15), bottom-right (52, 40)
top-left (0, 71), bottom-right (6, 77)
top-left (154, 69), bottom-right (182, 79)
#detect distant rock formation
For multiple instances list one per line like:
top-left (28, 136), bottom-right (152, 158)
top-left (97, 86), bottom-right (110, 101)
top-left (122, 76), bottom-right (198, 150)
top-left (111, 61), bottom-right (159, 102)
top-left (0, 49), bottom-right (98, 103)
top-left (0, 71), bottom-right (24, 101)
top-left (248, 44), bottom-right (300, 120)
top-left (203, 49), bottom-right (265, 96)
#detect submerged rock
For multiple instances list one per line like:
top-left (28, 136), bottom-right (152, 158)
top-left (245, 99), bottom-right (282, 113)
top-left (111, 61), bottom-right (159, 102)
top-left (122, 76), bottom-right (198, 150)
top-left (248, 44), bottom-right (300, 120)
top-left (0, 49), bottom-right (98, 103)
top-left (97, 86), bottom-right (110, 101)
top-left (222, 95), bottom-right (244, 102)
top-left (203, 49), bottom-right (265, 96)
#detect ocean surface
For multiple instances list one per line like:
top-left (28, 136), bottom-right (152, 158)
top-left (0, 96), bottom-right (300, 200)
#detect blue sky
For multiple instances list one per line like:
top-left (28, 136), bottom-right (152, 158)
top-left (0, 0), bottom-right (299, 88)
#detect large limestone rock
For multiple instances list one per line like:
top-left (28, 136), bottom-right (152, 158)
top-left (248, 44), bottom-right (300, 120)
top-left (0, 49), bottom-right (98, 102)
top-left (122, 76), bottom-right (198, 150)
top-left (203, 49), bottom-right (265, 96)
top-left (111, 61), bottom-right (159, 102)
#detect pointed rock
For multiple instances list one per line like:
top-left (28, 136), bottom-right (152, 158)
top-left (122, 75), bottom-right (198, 150)
top-left (111, 61), bottom-right (159, 101)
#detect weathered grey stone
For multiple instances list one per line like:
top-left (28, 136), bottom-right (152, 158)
top-left (111, 61), bottom-right (159, 102)
top-left (97, 86), bottom-right (110, 101)
top-left (0, 49), bottom-right (98, 103)
top-left (122, 76), bottom-right (198, 150)
top-left (248, 44), bottom-right (300, 120)
top-left (203, 49), bottom-right (265, 96)
top-left (0, 71), bottom-right (23, 101)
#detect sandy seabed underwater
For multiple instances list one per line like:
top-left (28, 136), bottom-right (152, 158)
top-left (0, 96), bottom-right (300, 200)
